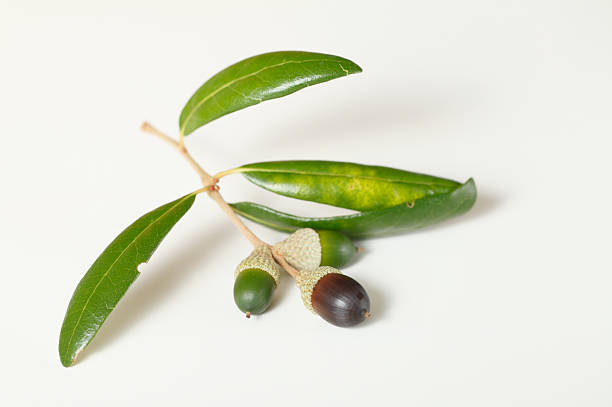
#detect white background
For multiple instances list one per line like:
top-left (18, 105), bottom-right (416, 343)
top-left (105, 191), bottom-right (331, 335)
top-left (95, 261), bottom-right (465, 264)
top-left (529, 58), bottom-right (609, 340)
top-left (2, 1), bottom-right (611, 405)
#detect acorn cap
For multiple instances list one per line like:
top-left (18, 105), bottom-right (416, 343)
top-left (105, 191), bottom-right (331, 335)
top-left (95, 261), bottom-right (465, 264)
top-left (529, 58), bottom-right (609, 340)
top-left (296, 266), bottom-right (341, 313)
top-left (234, 245), bottom-right (281, 287)
top-left (273, 228), bottom-right (321, 271)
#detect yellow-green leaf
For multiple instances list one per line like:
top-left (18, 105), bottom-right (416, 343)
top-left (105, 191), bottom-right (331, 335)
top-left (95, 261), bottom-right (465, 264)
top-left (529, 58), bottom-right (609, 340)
top-left (235, 160), bottom-right (460, 211)
top-left (230, 179), bottom-right (477, 238)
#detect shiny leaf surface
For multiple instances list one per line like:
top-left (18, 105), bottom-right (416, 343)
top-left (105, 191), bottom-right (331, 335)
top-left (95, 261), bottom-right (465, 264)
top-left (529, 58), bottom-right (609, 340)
top-left (179, 51), bottom-right (361, 136)
top-left (237, 160), bottom-right (460, 211)
top-left (230, 179), bottom-right (476, 238)
top-left (58, 193), bottom-right (197, 367)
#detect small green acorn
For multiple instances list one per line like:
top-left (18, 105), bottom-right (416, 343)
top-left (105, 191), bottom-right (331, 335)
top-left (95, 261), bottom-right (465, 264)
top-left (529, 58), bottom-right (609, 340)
top-left (274, 228), bottom-right (357, 270)
top-left (233, 245), bottom-right (281, 317)
top-left (296, 266), bottom-right (371, 327)
top-left (317, 230), bottom-right (357, 268)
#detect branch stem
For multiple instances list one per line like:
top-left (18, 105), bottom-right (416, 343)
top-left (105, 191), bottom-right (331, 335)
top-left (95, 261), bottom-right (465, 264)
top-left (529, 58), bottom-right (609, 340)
top-left (207, 186), bottom-right (266, 247)
top-left (141, 121), bottom-right (266, 248)
top-left (142, 122), bottom-right (214, 185)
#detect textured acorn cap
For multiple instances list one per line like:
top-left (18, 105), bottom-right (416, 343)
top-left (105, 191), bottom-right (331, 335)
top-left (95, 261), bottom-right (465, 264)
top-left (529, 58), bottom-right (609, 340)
top-left (234, 245), bottom-right (281, 287)
top-left (273, 228), bottom-right (321, 271)
top-left (296, 266), bottom-right (341, 313)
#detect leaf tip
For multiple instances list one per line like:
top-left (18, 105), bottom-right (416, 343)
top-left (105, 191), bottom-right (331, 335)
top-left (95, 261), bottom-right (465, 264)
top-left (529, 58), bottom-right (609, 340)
top-left (59, 351), bottom-right (75, 367)
top-left (465, 177), bottom-right (477, 194)
top-left (59, 337), bottom-right (83, 367)
top-left (454, 178), bottom-right (478, 210)
top-left (339, 58), bottom-right (362, 75)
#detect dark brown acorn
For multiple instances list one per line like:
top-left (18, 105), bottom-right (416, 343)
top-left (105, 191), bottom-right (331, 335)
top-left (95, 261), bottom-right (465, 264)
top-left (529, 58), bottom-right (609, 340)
top-left (312, 273), bottom-right (370, 327)
top-left (296, 266), bottom-right (370, 327)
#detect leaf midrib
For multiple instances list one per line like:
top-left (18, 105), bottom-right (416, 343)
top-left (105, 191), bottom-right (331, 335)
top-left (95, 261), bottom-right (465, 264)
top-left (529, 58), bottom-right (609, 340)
top-left (239, 167), bottom-right (456, 188)
top-left (180, 58), bottom-right (348, 135)
top-left (63, 193), bottom-right (194, 361)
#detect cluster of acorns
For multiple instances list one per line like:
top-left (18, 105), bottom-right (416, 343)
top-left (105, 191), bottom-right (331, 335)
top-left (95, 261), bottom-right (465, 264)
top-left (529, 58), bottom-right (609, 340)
top-left (233, 228), bottom-right (371, 327)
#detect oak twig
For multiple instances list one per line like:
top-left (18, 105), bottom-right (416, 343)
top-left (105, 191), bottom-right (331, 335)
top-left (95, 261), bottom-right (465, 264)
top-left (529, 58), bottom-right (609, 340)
top-left (141, 122), bottom-right (214, 184)
top-left (141, 122), bottom-right (266, 248)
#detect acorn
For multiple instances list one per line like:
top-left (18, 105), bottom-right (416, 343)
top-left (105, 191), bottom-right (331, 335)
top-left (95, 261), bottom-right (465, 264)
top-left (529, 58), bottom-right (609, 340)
top-left (233, 245), bottom-right (281, 317)
top-left (274, 228), bottom-right (357, 270)
top-left (317, 230), bottom-right (357, 269)
top-left (296, 266), bottom-right (370, 327)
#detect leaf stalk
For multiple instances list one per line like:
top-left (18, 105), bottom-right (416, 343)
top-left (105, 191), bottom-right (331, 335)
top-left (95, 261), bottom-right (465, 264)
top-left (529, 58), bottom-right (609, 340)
top-left (213, 167), bottom-right (245, 180)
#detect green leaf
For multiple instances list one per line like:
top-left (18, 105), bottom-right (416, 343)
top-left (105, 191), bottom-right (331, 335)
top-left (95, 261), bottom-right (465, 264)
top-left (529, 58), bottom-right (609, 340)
top-left (179, 51), bottom-right (362, 137)
top-left (58, 192), bottom-right (197, 367)
top-left (235, 160), bottom-right (460, 211)
top-left (230, 179), bottom-right (476, 238)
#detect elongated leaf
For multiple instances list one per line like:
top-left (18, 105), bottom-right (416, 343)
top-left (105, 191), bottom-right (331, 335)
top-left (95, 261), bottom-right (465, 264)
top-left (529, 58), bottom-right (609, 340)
top-left (236, 160), bottom-right (460, 211)
top-left (230, 179), bottom-right (476, 238)
top-left (59, 193), bottom-right (197, 367)
top-left (179, 51), bottom-right (361, 136)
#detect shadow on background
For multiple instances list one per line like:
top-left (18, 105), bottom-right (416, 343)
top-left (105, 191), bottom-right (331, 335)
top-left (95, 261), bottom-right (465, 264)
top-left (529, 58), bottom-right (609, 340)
top-left (427, 191), bottom-right (501, 232)
top-left (267, 85), bottom-right (478, 147)
top-left (81, 226), bottom-right (232, 362)
top-left (267, 269), bottom-right (294, 313)
top-left (208, 82), bottom-right (482, 162)
top-left (360, 281), bottom-right (387, 326)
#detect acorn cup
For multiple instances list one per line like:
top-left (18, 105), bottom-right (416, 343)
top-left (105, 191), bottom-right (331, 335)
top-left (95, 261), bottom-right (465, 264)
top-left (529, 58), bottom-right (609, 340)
top-left (233, 245), bottom-right (281, 317)
top-left (274, 228), bottom-right (358, 270)
top-left (296, 266), bottom-right (370, 327)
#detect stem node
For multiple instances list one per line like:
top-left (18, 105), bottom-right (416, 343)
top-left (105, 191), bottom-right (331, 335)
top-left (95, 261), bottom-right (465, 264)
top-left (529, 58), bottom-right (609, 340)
top-left (142, 122), bottom-right (266, 248)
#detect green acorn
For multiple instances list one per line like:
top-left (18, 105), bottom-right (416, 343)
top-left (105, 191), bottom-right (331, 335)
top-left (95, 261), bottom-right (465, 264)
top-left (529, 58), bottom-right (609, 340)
top-left (317, 230), bottom-right (357, 269)
top-left (296, 266), bottom-right (371, 327)
top-left (233, 245), bottom-right (281, 317)
top-left (274, 228), bottom-right (357, 270)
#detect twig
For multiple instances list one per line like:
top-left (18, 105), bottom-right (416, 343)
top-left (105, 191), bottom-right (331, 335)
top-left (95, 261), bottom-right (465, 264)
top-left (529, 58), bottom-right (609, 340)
top-left (141, 121), bottom-right (266, 248)
top-left (141, 122), bottom-right (215, 185)
top-left (271, 247), bottom-right (300, 279)
top-left (207, 185), bottom-right (266, 247)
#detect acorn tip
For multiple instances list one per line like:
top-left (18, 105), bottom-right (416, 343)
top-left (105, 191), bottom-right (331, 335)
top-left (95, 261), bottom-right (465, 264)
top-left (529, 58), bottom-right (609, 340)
top-left (245, 312), bottom-right (251, 319)
top-left (363, 311), bottom-right (371, 318)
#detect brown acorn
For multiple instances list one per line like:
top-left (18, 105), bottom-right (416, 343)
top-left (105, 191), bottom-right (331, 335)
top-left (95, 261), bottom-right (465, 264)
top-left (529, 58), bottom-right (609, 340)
top-left (296, 266), bottom-right (370, 327)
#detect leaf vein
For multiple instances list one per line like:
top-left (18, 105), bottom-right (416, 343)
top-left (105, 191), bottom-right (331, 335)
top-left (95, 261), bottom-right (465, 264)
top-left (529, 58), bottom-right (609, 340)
top-left (180, 58), bottom-right (345, 135)
top-left (63, 194), bottom-right (194, 359)
top-left (239, 167), bottom-right (455, 188)
top-left (228, 86), bottom-right (263, 102)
